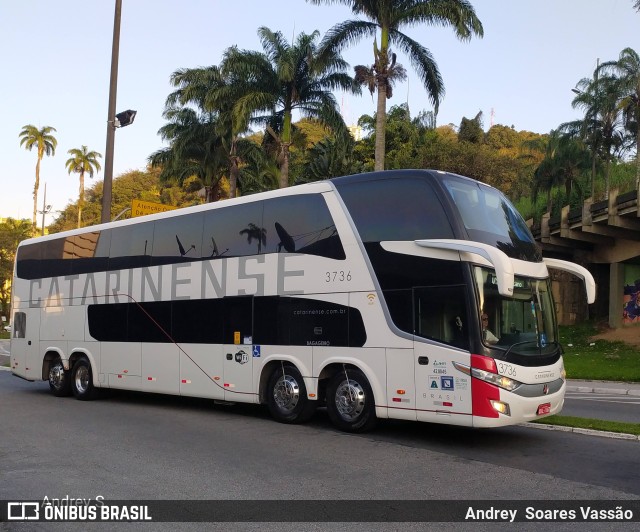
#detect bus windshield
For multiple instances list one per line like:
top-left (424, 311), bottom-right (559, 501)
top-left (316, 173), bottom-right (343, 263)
top-left (442, 177), bottom-right (542, 262)
top-left (474, 266), bottom-right (558, 356)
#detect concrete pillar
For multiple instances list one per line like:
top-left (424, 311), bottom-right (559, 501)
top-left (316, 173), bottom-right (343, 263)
top-left (609, 263), bottom-right (624, 329)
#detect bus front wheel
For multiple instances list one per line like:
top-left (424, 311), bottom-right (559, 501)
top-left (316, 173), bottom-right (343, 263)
top-left (326, 368), bottom-right (377, 432)
top-left (48, 358), bottom-right (72, 397)
top-left (70, 357), bottom-right (97, 401)
top-left (267, 364), bottom-right (316, 424)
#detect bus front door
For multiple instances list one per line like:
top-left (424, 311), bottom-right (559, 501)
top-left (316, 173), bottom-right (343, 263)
top-left (411, 286), bottom-right (473, 425)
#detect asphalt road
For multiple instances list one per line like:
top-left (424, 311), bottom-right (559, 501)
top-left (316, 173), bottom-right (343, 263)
top-left (563, 391), bottom-right (640, 423)
top-left (1, 371), bottom-right (638, 503)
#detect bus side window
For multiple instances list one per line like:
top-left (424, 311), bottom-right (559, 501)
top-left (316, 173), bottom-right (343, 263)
top-left (414, 286), bottom-right (469, 350)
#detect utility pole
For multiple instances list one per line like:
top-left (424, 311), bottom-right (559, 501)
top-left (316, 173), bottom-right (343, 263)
top-left (592, 58), bottom-right (599, 199)
top-left (101, 0), bottom-right (122, 224)
top-left (38, 183), bottom-right (52, 236)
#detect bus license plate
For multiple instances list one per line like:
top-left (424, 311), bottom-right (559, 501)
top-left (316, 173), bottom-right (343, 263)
top-left (537, 403), bottom-right (551, 416)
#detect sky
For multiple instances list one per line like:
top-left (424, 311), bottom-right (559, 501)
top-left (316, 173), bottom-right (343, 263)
top-left (1, 0), bottom-right (638, 224)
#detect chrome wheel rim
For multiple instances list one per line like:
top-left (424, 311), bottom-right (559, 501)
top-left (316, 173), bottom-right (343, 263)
top-left (273, 374), bottom-right (300, 413)
top-left (75, 365), bottom-right (90, 394)
top-left (49, 362), bottom-right (65, 390)
top-left (334, 379), bottom-right (366, 421)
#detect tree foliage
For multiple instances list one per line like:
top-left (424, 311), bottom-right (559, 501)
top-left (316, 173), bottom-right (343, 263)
top-left (0, 218), bottom-right (33, 318)
top-left (308, 0), bottom-right (483, 170)
top-left (18, 124), bottom-right (57, 228)
top-left (65, 145), bottom-right (102, 228)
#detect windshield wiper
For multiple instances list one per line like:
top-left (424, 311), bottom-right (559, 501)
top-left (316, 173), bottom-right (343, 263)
top-left (503, 339), bottom-right (560, 359)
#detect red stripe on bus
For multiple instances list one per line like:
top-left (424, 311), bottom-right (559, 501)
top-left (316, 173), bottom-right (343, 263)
top-left (472, 379), bottom-right (500, 418)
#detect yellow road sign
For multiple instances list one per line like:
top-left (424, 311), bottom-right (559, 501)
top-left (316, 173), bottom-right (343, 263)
top-left (131, 199), bottom-right (177, 218)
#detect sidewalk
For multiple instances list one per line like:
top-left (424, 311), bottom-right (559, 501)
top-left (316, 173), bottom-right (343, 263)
top-left (566, 379), bottom-right (640, 396)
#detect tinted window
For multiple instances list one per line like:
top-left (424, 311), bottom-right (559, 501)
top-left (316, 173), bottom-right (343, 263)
top-left (413, 285), bottom-right (469, 349)
top-left (172, 299), bottom-right (224, 343)
top-left (16, 243), bottom-right (42, 279)
top-left (70, 231), bottom-right (110, 275)
top-left (223, 296), bottom-right (253, 344)
top-left (254, 296), bottom-right (365, 347)
top-left (88, 296), bottom-right (365, 347)
top-left (88, 303), bottom-right (128, 342)
top-left (383, 285), bottom-right (469, 349)
top-left (262, 195), bottom-right (345, 259)
top-left (152, 213), bottom-right (204, 265)
top-left (365, 244), bottom-right (465, 290)
top-left (40, 238), bottom-right (72, 277)
top-left (442, 177), bottom-right (542, 261)
top-left (336, 177), bottom-right (453, 242)
top-left (109, 222), bottom-right (154, 270)
top-left (202, 202), bottom-right (264, 258)
top-left (129, 302), bottom-right (172, 342)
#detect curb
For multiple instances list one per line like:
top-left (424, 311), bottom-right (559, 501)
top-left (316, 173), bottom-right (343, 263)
top-left (566, 385), bottom-right (640, 397)
top-left (523, 422), bottom-right (640, 442)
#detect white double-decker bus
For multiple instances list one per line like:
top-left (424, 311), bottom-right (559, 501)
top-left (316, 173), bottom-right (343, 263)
top-left (10, 170), bottom-right (595, 432)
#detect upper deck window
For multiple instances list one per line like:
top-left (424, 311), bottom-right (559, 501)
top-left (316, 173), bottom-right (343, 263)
top-left (335, 177), bottom-right (453, 243)
top-left (442, 177), bottom-right (542, 262)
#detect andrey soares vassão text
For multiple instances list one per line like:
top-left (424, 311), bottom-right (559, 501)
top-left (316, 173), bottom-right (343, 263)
top-left (465, 505), bottom-right (635, 522)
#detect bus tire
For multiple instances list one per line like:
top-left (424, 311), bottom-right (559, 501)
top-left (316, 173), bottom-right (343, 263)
top-left (326, 368), bottom-right (377, 433)
top-left (267, 364), bottom-right (316, 424)
top-left (48, 358), bottom-right (72, 397)
top-left (70, 357), bottom-right (97, 401)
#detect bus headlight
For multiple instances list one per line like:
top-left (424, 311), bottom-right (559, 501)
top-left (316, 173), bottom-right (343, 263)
top-left (470, 367), bottom-right (521, 392)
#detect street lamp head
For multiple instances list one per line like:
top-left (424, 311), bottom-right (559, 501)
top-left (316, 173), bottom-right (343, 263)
top-left (115, 109), bottom-right (137, 128)
top-left (571, 88), bottom-right (582, 95)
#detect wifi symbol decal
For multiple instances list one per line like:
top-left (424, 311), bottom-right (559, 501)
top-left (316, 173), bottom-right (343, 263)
top-left (367, 294), bottom-right (376, 304)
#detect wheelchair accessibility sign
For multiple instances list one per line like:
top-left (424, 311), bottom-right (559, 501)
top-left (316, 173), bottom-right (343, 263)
top-left (253, 345), bottom-right (261, 358)
top-left (440, 376), bottom-right (454, 390)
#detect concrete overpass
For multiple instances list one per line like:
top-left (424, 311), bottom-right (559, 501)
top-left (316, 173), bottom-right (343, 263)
top-left (529, 187), bottom-right (640, 329)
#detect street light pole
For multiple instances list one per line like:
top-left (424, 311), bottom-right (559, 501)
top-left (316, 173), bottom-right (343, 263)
top-left (39, 183), bottom-right (52, 236)
top-left (592, 58), bottom-right (599, 199)
top-left (101, 0), bottom-right (122, 224)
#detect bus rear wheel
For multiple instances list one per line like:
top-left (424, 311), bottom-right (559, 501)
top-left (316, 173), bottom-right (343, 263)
top-left (48, 358), bottom-right (72, 397)
top-left (70, 357), bottom-right (97, 400)
top-left (326, 368), bottom-right (377, 433)
top-left (267, 364), bottom-right (316, 424)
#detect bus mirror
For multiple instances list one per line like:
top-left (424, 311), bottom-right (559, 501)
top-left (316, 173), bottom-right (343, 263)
top-left (415, 239), bottom-right (515, 298)
top-left (543, 258), bottom-right (596, 304)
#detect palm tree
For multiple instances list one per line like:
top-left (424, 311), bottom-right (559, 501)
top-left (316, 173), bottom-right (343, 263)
top-left (239, 223), bottom-right (267, 253)
top-left (166, 65), bottom-right (254, 199)
top-left (149, 107), bottom-right (227, 202)
top-left (0, 217), bottom-right (34, 316)
top-left (65, 146), bottom-right (102, 228)
top-left (530, 131), bottom-right (591, 213)
top-left (600, 48), bottom-right (640, 187)
top-left (223, 27), bottom-right (356, 188)
top-left (18, 125), bottom-right (57, 227)
top-left (308, 0), bottom-right (483, 171)
top-left (565, 74), bottom-right (627, 199)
